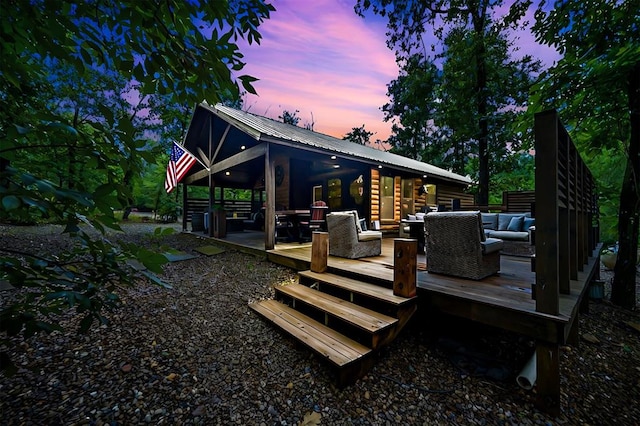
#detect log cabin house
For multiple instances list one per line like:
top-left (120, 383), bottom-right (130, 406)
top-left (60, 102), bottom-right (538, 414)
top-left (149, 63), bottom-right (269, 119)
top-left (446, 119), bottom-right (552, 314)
top-left (179, 105), bottom-right (601, 415)
top-left (180, 102), bottom-right (474, 249)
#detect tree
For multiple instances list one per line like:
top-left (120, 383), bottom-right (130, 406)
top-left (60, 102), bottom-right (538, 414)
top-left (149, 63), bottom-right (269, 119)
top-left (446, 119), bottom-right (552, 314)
top-left (531, 0), bottom-right (640, 309)
top-left (356, 0), bottom-right (535, 205)
top-left (279, 110), bottom-right (301, 126)
top-left (344, 125), bottom-right (375, 146)
top-left (382, 55), bottom-right (444, 163)
top-left (0, 0), bottom-right (274, 374)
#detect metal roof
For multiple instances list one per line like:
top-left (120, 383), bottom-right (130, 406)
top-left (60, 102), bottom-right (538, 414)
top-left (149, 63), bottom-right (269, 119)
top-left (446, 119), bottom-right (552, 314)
top-left (201, 102), bottom-right (472, 186)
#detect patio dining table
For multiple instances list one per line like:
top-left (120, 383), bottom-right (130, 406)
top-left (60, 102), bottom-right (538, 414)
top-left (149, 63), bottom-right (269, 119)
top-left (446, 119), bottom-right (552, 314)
top-left (275, 210), bottom-right (311, 242)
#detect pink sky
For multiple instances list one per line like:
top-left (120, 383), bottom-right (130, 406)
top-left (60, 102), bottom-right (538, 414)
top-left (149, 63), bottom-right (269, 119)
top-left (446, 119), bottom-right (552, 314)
top-left (237, 0), bottom-right (560, 141)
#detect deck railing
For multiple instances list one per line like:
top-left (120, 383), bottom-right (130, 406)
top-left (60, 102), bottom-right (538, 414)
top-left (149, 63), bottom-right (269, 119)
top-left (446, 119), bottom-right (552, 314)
top-left (533, 109), bottom-right (600, 414)
top-left (534, 110), bottom-right (599, 314)
top-left (184, 198), bottom-right (253, 222)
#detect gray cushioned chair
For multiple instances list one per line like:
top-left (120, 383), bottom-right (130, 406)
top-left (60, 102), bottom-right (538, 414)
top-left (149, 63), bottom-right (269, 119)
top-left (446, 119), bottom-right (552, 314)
top-left (326, 211), bottom-right (382, 259)
top-left (424, 211), bottom-right (503, 280)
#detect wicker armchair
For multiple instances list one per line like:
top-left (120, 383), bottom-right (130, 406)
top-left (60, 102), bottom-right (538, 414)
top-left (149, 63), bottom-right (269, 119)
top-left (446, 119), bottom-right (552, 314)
top-left (424, 211), bottom-right (503, 280)
top-left (326, 211), bottom-right (382, 259)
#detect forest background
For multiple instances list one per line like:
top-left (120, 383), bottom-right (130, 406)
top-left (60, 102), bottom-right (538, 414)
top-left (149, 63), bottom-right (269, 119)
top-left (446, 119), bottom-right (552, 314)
top-left (1, 0), bottom-right (638, 372)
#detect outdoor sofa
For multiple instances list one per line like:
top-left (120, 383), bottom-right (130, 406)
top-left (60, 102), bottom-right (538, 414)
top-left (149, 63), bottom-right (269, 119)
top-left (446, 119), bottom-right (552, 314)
top-left (481, 212), bottom-right (535, 256)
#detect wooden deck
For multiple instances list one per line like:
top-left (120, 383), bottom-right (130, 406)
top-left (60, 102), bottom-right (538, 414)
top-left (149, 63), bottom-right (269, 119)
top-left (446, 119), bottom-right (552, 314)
top-left (202, 229), bottom-right (600, 413)
top-left (209, 232), bottom-right (597, 346)
top-left (271, 238), bottom-right (600, 343)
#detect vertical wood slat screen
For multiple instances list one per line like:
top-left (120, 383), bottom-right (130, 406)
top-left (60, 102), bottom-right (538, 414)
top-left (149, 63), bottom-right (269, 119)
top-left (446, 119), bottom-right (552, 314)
top-left (534, 110), bottom-right (600, 315)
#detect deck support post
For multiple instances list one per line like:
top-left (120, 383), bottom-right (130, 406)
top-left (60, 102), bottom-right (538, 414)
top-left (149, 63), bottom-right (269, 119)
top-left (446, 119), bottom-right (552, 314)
top-left (311, 232), bottom-right (329, 273)
top-left (567, 315), bottom-right (580, 345)
top-left (182, 182), bottom-right (188, 232)
top-left (536, 341), bottom-right (561, 417)
top-left (393, 239), bottom-right (417, 298)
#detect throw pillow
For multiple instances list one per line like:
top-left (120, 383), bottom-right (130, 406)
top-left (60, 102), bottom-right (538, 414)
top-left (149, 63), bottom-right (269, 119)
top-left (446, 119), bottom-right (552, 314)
top-left (523, 217), bottom-right (535, 231)
top-left (507, 216), bottom-right (524, 232)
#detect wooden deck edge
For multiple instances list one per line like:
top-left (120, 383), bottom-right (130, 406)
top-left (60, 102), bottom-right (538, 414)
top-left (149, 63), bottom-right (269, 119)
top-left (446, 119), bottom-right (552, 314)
top-left (183, 231), bottom-right (268, 258)
top-left (249, 299), bottom-right (371, 368)
top-left (267, 251), bottom-right (310, 271)
top-left (298, 270), bottom-right (416, 306)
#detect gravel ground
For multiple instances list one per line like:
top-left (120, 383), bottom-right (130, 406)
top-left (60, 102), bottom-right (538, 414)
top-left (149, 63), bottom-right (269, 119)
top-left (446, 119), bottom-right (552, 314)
top-left (1, 223), bottom-right (639, 425)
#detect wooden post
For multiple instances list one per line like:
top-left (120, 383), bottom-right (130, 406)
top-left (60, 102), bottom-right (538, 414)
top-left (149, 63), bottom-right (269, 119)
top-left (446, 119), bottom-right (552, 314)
top-left (182, 182), bottom-right (188, 232)
top-left (534, 110), bottom-right (562, 415)
top-left (393, 239), bottom-right (417, 298)
top-left (264, 145), bottom-right (275, 250)
top-left (534, 110), bottom-right (560, 315)
top-left (536, 341), bottom-right (561, 417)
top-left (311, 232), bottom-right (328, 273)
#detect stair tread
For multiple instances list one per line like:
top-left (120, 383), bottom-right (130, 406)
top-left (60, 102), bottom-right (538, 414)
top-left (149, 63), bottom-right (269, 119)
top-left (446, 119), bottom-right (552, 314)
top-left (249, 299), bottom-right (371, 367)
top-left (299, 270), bottom-right (416, 305)
top-left (275, 283), bottom-right (397, 333)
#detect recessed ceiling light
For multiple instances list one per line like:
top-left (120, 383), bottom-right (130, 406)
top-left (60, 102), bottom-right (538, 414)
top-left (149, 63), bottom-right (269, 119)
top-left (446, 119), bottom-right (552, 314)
top-left (333, 164), bottom-right (340, 168)
top-left (330, 155), bottom-right (336, 160)
top-left (378, 165), bottom-right (383, 169)
top-left (240, 145), bottom-right (246, 150)
top-left (225, 171), bottom-right (230, 176)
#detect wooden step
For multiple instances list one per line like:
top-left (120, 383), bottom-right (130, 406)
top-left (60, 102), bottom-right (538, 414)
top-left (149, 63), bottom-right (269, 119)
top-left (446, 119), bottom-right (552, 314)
top-left (275, 283), bottom-right (397, 349)
top-left (298, 270), bottom-right (416, 307)
top-left (249, 299), bottom-right (373, 385)
top-left (276, 283), bottom-right (397, 332)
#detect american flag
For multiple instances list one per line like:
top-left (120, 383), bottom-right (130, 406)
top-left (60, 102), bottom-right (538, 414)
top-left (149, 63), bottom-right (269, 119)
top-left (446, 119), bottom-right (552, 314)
top-left (165, 142), bottom-right (198, 193)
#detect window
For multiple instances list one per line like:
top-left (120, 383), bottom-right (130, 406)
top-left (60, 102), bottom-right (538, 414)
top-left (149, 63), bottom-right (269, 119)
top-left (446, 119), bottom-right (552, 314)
top-left (380, 176), bottom-right (394, 220)
top-left (401, 179), bottom-right (414, 218)
top-left (424, 184), bottom-right (437, 206)
top-left (328, 178), bottom-right (342, 210)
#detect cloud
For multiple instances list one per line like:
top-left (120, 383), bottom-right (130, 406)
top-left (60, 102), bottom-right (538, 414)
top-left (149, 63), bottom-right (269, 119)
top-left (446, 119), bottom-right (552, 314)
top-left (235, 0), bottom-right (561, 141)
top-left (238, 0), bottom-right (397, 139)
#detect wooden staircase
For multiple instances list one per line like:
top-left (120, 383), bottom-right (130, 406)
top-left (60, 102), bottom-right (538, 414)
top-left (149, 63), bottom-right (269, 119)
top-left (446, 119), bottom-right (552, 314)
top-left (249, 269), bottom-right (417, 386)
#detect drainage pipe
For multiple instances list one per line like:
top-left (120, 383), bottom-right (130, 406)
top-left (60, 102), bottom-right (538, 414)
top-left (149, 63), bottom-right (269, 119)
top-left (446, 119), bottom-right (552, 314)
top-left (516, 353), bottom-right (536, 390)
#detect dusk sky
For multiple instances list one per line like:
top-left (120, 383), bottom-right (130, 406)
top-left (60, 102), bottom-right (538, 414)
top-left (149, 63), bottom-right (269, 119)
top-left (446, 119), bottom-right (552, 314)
top-left (237, 0), bottom-right (560, 141)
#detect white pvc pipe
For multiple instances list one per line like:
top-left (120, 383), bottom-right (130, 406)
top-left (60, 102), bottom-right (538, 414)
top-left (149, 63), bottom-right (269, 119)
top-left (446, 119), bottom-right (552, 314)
top-left (516, 353), bottom-right (537, 390)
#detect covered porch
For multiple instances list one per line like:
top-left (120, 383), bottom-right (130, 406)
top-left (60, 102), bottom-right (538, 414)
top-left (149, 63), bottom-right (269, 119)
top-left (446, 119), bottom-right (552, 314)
top-left (178, 103), bottom-right (474, 249)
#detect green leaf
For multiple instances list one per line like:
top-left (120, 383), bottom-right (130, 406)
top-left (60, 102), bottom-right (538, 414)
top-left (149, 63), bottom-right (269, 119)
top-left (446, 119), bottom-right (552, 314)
top-left (137, 248), bottom-right (169, 274)
top-left (44, 121), bottom-right (79, 136)
top-left (2, 195), bottom-right (20, 211)
top-left (239, 75), bottom-right (258, 95)
top-left (14, 124), bottom-right (30, 135)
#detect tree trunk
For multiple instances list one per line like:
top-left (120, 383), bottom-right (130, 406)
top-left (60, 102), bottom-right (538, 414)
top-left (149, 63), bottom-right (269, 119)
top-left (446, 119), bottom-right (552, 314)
top-left (473, 8), bottom-right (489, 207)
top-left (611, 61), bottom-right (640, 310)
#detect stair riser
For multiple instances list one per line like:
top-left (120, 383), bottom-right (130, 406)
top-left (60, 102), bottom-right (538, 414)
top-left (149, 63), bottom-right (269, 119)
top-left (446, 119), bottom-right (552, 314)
top-left (298, 278), bottom-right (408, 318)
